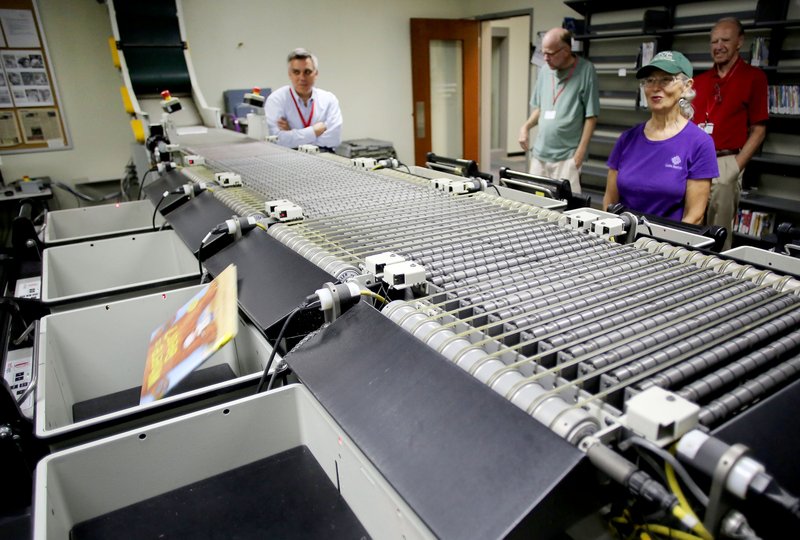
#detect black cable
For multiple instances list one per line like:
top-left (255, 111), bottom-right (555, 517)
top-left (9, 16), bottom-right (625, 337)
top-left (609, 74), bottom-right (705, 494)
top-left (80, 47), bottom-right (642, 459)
top-left (490, 184), bottom-right (502, 196)
top-left (255, 295), bottom-right (322, 393)
top-left (0, 298), bottom-right (30, 346)
top-left (137, 168), bottom-right (157, 200)
top-left (627, 436), bottom-right (709, 507)
top-left (256, 306), bottom-right (302, 393)
top-left (196, 226), bottom-right (224, 284)
top-left (266, 358), bottom-right (285, 392)
top-left (152, 192), bottom-right (168, 230)
top-left (197, 237), bottom-right (206, 284)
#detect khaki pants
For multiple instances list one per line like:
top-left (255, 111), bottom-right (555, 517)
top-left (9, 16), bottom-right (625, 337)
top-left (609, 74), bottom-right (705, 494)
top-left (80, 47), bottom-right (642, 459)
top-left (707, 155), bottom-right (743, 251)
top-left (529, 156), bottom-right (581, 195)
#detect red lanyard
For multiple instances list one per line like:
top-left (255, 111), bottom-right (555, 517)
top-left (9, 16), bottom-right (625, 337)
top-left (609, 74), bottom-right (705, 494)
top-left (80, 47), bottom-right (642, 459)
top-left (289, 89), bottom-right (315, 128)
top-left (705, 58), bottom-right (740, 122)
top-left (551, 57), bottom-right (578, 106)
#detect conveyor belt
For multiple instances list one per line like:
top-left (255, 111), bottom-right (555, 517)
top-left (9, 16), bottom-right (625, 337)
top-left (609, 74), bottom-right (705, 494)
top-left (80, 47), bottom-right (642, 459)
top-left (176, 140), bottom-right (800, 437)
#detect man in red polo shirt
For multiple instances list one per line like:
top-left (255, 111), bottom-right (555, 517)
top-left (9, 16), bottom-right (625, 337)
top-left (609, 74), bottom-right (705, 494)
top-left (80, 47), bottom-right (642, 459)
top-left (693, 18), bottom-right (768, 250)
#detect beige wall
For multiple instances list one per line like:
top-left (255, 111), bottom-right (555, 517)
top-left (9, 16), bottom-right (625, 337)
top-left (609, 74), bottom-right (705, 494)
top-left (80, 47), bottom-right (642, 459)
top-left (494, 15), bottom-right (530, 156)
top-left (2, 0), bottom-right (132, 207)
top-left (182, 0), bottom-right (464, 165)
top-left (1, 0), bottom-right (574, 205)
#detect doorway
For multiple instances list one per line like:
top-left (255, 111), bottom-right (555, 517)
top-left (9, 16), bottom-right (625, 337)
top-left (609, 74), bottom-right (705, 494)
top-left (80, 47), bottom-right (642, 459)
top-left (480, 14), bottom-right (532, 179)
top-left (409, 13), bottom-right (532, 174)
top-left (410, 18), bottom-right (480, 166)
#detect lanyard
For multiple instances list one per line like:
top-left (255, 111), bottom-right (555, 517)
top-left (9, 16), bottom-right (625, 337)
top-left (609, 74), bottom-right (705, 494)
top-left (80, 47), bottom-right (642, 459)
top-left (289, 89), bottom-right (315, 128)
top-left (551, 57), bottom-right (578, 106)
top-left (705, 58), bottom-right (740, 122)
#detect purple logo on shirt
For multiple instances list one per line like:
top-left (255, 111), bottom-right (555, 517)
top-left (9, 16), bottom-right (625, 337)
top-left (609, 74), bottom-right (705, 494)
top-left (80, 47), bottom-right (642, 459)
top-left (665, 155), bottom-right (682, 169)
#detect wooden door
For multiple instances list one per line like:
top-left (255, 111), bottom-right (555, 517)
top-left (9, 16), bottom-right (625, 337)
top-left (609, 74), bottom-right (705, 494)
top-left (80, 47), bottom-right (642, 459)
top-left (410, 18), bottom-right (480, 166)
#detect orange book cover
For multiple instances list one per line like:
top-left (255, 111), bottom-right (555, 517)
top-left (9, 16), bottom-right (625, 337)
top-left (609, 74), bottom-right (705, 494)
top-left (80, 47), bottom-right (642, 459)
top-left (140, 264), bottom-right (238, 404)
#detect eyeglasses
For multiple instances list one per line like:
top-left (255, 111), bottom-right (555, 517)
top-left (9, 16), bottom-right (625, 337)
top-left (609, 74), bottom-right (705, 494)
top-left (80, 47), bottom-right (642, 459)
top-left (713, 83), bottom-right (722, 104)
top-left (542, 47), bottom-right (568, 58)
top-left (639, 76), bottom-right (679, 88)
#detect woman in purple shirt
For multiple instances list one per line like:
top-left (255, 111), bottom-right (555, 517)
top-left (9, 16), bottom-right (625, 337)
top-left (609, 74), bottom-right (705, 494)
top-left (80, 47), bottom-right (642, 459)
top-left (603, 51), bottom-right (718, 224)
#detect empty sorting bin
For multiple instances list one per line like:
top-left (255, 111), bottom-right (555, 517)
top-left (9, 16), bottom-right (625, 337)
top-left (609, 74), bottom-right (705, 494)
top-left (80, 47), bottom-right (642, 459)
top-left (42, 230), bottom-right (199, 309)
top-left (43, 200), bottom-right (166, 246)
top-left (35, 284), bottom-right (271, 446)
top-left (34, 384), bottom-right (432, 539)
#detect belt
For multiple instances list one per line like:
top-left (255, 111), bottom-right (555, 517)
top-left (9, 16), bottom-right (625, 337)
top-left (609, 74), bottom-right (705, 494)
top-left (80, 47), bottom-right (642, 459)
top-left (716, 149), bottom-right (739, 157)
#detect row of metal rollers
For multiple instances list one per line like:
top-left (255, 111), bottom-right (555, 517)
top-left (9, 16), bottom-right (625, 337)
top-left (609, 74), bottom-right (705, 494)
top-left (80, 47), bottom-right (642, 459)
top-left (381, 235), bottom-right (800, 441)
top-left (204, 147), bottom-right (438, 220)
top-left (185, 145), bottom-right (800, 436)
top-left (267, 192), bottom-right (609, 288)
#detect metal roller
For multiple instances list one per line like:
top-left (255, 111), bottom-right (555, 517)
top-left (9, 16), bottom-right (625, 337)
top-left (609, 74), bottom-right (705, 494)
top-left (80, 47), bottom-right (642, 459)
top-left (565, 283), bottom-right (776, 367)
top-left (601, 298), bottom-right (800, 386)
top-left (675, 328), bottom-right (800, 402)
top-left (639, 318), bottom-right (800, 394)
top-left (698, 353), bottom-right (800, 427)
top-left (527, 276), bottom-right (750, 347)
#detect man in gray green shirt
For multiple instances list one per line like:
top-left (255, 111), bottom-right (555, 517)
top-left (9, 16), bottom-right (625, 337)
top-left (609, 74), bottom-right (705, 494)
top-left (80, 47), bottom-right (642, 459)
top-left (518, 28), bottom-right (599, 195)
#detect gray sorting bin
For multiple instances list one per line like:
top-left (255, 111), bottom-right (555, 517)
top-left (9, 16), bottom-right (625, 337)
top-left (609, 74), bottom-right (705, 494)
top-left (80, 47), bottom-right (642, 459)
top-left (34, 384), bottom-right (433, 539)
top-left (35, 284), bottom-right (271, 445)
top-left (43, 200), bottom-right (166, 246)
top-left (42, 230), bottom-right (198, 309)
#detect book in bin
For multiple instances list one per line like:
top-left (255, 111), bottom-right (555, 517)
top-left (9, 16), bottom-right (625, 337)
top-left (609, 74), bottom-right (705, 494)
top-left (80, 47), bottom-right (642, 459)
top-left (140, 264), bottom-right (238, 404)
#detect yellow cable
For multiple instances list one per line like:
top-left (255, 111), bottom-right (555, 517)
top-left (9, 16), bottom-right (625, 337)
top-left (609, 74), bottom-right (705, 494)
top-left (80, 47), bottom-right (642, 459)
top-left (642, 523), bottom-right (703, 540)
top-left (666, 462), bottom-right (696, 520)
top-left (672, 506), bottom-right (713, 540)
top-left (360, 290), bottom-right (387, 305)
top-left (255, 221), bottom-right (268, 232)
top-left (665, 446), bottom-right (714, 540)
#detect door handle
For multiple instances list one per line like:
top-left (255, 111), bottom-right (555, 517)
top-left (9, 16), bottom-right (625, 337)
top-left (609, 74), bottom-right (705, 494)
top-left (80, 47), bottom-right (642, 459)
top-left (415, 101), bottom-right (425, 139)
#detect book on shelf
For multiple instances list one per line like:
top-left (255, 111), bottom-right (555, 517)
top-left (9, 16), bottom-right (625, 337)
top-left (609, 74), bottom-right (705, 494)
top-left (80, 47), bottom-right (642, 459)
top-left (750, 37), bottom-right (769, 67)
top-left (734, 209), bottom-right (775, 238)
top-left (768, 85), bottom-right (800, 115)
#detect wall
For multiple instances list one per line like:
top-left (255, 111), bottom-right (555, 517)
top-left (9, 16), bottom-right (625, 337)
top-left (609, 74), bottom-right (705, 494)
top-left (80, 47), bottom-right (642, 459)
top-left (468, 1), bottom-right (576, 168)
top-left (494, 15), bottom-right (530, 156)
top-left (181, 0), bottom-right (464, 165)
top-left (0, 0), bottom-right (573, 206)
top-left (2, 0), bottom-right (132, 208)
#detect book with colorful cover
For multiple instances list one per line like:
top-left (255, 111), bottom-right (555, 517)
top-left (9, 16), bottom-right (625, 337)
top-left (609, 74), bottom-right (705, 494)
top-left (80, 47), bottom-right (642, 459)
top-left (140, 264), bottom-right (238, 404)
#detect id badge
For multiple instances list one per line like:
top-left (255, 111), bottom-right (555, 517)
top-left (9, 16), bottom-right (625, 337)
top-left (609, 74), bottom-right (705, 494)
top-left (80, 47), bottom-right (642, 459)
top-left (544, 110), bottom-right (556, 120)
top-left (700, 122), bottom-right (714, 134)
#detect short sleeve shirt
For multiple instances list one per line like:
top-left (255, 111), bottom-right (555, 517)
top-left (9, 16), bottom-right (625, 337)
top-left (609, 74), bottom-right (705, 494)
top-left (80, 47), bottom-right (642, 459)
top-left (531, 56), bottom-right (600, 162)
top-left (692, 58), bottom-right (768, 151)
top-left (608, 122), bottom-right (719, 221)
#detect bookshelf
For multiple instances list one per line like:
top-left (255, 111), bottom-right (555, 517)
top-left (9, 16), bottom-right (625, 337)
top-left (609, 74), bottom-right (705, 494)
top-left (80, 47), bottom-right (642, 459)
top-left (566, 0), bottom-right (800, 246)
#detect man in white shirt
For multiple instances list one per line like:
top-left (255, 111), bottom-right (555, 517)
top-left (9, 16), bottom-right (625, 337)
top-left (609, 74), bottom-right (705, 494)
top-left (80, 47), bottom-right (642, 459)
top-left (265, 48), bottom-right (343, 149)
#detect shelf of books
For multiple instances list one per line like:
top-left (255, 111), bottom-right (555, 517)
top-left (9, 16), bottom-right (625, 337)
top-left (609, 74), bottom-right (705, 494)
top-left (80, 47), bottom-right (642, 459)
top-left (768, 85), bottom-right (800, 116)
top-left (734, 208), bottom-right (775, 241)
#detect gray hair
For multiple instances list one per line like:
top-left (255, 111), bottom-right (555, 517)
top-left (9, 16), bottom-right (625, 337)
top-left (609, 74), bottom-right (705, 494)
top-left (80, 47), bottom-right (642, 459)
top-left (715, 17), bottom-right (744, 36)
top-left (287, 48), bottom-right (319, 71)
top-left (677, 73), bottom-right (696, 119)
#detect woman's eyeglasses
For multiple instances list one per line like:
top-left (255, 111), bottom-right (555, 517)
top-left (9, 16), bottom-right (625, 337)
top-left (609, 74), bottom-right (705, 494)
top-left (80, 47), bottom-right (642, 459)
top-left (639, 76), bottom-right (679, 88)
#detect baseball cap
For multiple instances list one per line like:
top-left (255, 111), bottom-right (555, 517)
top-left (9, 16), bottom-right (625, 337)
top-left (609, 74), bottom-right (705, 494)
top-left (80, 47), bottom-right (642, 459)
top-left (636, 50), bottom-right (693, 78)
